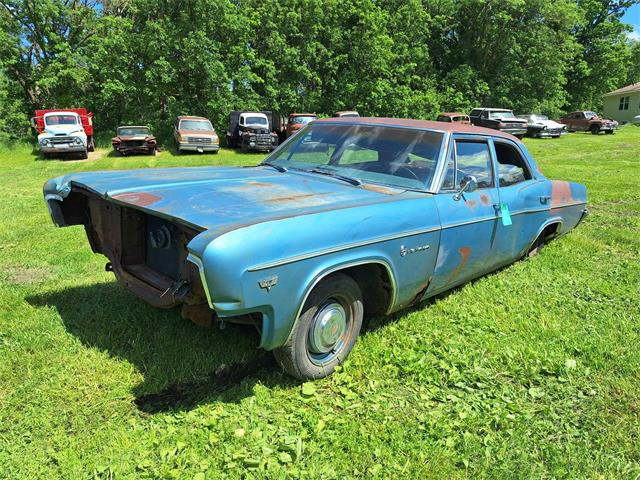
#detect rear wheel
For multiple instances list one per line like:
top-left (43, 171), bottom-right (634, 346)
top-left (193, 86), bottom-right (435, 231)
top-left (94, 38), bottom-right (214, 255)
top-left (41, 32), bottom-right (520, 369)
top-left (274, 273), bottom-right (363, 380)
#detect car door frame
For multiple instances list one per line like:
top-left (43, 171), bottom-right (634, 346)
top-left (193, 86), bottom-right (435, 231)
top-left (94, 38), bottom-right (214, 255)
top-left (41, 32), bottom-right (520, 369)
top-left (427, 133), bottom-right (503, 296)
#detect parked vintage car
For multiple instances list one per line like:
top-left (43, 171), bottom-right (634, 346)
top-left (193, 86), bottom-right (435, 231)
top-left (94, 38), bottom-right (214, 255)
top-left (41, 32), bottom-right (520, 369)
top-left (174, 116), bottom-right (220, 154)
top-left (286, 113), bottom-right (318, 137)
top-left (43, 117), bottom-right (587, 380)
top-left (112, 126), bottom-right (157, 156)
top-left (335, 111), bottom-right (360, 117)
top-left (436, 112), bottom-right (471, 124)
top-left (469, 108), bottom-right (528, 138)
top-left (517, 114), bottom-right (567, 138)
top-left (633, 115), bottom-right (640, 125)
top-left (559, 111), bottom-right (618, 134)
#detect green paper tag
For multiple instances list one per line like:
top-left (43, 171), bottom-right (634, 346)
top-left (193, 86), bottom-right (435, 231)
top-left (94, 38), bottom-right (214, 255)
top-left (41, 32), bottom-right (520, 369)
top-left (500, 203), bottom-right (512, 226)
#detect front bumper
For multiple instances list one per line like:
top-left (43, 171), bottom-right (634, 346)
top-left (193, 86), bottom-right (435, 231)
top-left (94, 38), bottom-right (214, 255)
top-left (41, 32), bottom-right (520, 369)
top-left (178, 143), bottom-right (220, 152)
top-left (535, 128), bottom-right (564, 138)
top-left (115, 145), bottom-right (155, 154)
top-left (41, 144), bottom-right (86, 154)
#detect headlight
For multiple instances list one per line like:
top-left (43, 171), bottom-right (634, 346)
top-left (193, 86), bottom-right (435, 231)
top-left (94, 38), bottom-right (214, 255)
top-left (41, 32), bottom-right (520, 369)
top-left (40, 139), bottom-right (50, 147)
top-left (250, 135), bottom-right (256, 141)
top-left (73, 137), bottom-right (82, 145)
top-left (212, 136), bottom-right (219, 144)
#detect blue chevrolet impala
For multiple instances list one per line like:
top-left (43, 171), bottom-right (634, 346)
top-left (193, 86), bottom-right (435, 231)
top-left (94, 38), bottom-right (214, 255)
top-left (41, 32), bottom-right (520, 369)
top-left (44, 118), bottom-right (588, 379)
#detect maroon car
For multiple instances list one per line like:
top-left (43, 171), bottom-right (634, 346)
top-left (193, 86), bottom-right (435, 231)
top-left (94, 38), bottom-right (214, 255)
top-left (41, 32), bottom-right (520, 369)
top-left (112, 126), bottom-right (157, 156)
top-left (559, 111), bottom-right (617, 135)
top-left (436, 112), bottom-right (471, 124)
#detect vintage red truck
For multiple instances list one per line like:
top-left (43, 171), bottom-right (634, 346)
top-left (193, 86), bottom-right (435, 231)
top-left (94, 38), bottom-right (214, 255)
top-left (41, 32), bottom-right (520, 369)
top-left (31, 108), bottom-right (95, 159)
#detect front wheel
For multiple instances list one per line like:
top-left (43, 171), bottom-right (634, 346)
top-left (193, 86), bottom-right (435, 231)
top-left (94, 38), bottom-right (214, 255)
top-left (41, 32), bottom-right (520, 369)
top-left (274, 273), bottom-right (363, 380)
top-left (605, 130), bottom-right (614, 135)
top-left (590, 125), bottom-right (600, 135)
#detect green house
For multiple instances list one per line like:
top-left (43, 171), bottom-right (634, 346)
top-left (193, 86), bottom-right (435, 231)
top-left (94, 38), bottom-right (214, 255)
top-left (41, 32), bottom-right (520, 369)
top-left (602, 82), bottom-right (640, 124)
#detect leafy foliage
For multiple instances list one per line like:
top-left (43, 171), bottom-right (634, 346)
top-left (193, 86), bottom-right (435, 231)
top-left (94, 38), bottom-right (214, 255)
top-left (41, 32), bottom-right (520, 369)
top-left (0, 0), bottom-right (638, 140)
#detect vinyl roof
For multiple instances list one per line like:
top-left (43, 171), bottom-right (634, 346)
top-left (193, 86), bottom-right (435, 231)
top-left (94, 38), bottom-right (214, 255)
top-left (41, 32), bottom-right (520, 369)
top-left (314, 117), bottom-right (520, 140)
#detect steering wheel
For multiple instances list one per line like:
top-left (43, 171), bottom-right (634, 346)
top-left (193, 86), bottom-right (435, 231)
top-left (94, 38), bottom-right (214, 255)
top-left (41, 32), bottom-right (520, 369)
top-left (393, 165), bottom-right (421, 181)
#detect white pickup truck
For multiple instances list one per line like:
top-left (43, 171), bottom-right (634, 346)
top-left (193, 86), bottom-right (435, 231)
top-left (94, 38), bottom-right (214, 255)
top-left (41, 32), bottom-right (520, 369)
top-left (32, 110), bottom-right (93, 159)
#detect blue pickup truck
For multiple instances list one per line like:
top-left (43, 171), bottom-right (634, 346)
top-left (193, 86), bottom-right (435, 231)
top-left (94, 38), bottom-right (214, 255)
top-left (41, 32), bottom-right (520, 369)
top-left (43, 117), bottom-right (587, 379)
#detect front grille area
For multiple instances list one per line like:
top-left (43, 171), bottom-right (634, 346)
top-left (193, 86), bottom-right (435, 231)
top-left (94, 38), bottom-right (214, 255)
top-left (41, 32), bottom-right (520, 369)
top-left (504, 123), bottom-right (525, 129)
top-left (50, 136), bottom-right (74, 144)
top-left (254, 134), bottom-right (273, 146)
top-left (186, 137), bottom-right (213, 144)
top-left (122, 140), bottom-right (146, 147)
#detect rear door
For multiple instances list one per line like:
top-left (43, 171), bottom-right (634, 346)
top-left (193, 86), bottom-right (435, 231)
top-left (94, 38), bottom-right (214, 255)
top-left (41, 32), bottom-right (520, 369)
top-left (490, 138), bottom-right (551, 264)
top-left (429, 135), bottom-right (502, 293)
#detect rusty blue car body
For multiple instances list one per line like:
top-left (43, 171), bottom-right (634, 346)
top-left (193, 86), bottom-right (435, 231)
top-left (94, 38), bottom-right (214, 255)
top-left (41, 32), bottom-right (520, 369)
top-left (43, 118), bottom-right (587, 379)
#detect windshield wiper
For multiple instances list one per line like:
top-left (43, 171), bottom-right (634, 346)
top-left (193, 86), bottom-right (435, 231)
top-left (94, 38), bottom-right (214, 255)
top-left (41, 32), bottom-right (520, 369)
top-left (308, 167), bottom-right (362, 186)
top-left (261, 162), bottom-right (287, 173)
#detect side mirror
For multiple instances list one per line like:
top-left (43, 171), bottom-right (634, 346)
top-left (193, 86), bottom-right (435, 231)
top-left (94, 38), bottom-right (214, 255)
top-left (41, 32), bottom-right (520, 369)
top-left (453, 175), bottom-right (478, 201)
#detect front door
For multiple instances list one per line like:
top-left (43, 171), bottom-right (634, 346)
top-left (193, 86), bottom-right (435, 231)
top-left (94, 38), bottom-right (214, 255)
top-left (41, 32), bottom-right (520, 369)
top-left (429, 136), bottom-right (501, 294)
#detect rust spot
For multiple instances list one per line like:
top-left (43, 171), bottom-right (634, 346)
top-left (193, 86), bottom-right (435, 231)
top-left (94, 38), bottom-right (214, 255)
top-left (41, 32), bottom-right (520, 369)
top-left (465, 199), bottom-right (477, 207)
top-left (112, 192), bottom-right (162, 206)
top-left (551, 181), bottom-right (574, 209)
top-left (265, 192), bottom-right (332, 204)
top-left (447, 246), bottom-right (472, 283)
top-left (362, 184), bottom-right (400, 195)
top-left (479, 194), bottom-right (490, 206)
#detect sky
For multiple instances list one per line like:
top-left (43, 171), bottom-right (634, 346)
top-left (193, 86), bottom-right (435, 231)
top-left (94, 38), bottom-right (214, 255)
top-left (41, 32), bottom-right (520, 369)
top-left (623, 3), bottom-right (640, 41)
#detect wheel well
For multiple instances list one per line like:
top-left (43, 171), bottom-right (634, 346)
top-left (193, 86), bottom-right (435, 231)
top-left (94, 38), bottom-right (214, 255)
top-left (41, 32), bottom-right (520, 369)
top-left (328, 263), bottom-right (393, 316)
top-left (539, 222), bottom-right (561, 241)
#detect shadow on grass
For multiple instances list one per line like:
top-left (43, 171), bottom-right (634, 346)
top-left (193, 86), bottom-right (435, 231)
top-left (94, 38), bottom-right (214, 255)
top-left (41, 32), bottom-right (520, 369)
top-left (27, 282), bottom-right (299, 413)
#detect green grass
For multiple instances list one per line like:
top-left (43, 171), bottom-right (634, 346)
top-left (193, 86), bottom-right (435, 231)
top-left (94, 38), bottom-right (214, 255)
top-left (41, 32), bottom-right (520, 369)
top-left (0, 130), bottom-right (639, 479)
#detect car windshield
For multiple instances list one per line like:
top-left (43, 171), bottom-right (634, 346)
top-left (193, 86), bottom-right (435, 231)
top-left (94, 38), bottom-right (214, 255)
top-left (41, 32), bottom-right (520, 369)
top-left (534, 115), bottom-right (549, 121)
top-left (118, 127), bottom-right (149, 136)
top-left (290, 116), bottom-right (316, 124)
top-left (180, 119), bottom-right (213, 131)
top-left (265, 123), bottom-right (443, 190)
top-left (45, 115), bottom-right (78, 125)
top-left (338, 113), bottom-right (359, 117)
top-left (585, 111), bottom-right (597, 119)
top-left (489, 111), bottom-right (516, 119)
top-left (245, 116), bottom-right (268, 126)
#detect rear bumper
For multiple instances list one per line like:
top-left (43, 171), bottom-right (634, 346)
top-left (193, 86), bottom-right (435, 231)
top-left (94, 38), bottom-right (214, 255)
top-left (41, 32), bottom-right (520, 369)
top-left (178, 143), bottom-right (220, 152)
top-left (500, 127), bottom-right (528, 136)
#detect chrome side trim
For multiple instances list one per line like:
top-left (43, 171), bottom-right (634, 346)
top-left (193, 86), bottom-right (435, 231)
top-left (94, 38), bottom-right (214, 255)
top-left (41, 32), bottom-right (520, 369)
top-left (550, 201), bottom-right (587, 208)
top-left (441, 215), bottom-right (498, 230)
top-left (284, 259), bottom-right (398, 346)
top-left (248, 226), bottom-right (440, 271)
top-left (186, 253), bottom-right (214, 309)
top-left (250, 202), bottom-right (585, 272)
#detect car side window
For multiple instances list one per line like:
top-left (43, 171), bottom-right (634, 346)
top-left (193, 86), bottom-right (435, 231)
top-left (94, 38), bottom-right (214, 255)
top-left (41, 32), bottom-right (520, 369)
top-left (455, 141), bottom-right (494, 188)
top-left (441, 140), bottom-right (494, 190)
top-left (493, 141), bottom-right (532, 187)
top-left (469, 109), bottom-right (481, 118)
top-left (481, 110), bottom-right (488, 119)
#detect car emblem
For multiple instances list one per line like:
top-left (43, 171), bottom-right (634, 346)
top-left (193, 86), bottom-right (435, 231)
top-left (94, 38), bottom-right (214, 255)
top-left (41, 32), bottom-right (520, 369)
top-left (400, 244), bottom-right (430, 257)
top-left (259, 275), bottom-right (279, 291)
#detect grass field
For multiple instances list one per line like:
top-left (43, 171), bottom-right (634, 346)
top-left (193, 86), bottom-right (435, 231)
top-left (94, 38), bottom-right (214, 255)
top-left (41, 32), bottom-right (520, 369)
top-left (0, 129), bottom-right (639, 479)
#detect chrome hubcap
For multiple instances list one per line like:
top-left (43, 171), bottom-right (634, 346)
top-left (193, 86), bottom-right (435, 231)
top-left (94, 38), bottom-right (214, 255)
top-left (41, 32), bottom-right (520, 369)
top-left (308, 302), bottom-right (347, 355)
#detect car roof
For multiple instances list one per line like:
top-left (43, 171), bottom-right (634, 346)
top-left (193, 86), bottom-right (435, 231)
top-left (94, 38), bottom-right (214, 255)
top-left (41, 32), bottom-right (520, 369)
top-left (439, 112), bottom-right (468, 117)
top-left (472, 108), bottom-right (512, 112)
top-left (44, 111), bottom-right (79, 116)
top-left (177, 116), bottom-right (210, 121)
top-left (289, 113), bottom-right (317, 117)
top-left (118, 125), bottom-right (149, 129)
top-left (313, 117), bottom-right (521, 141)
